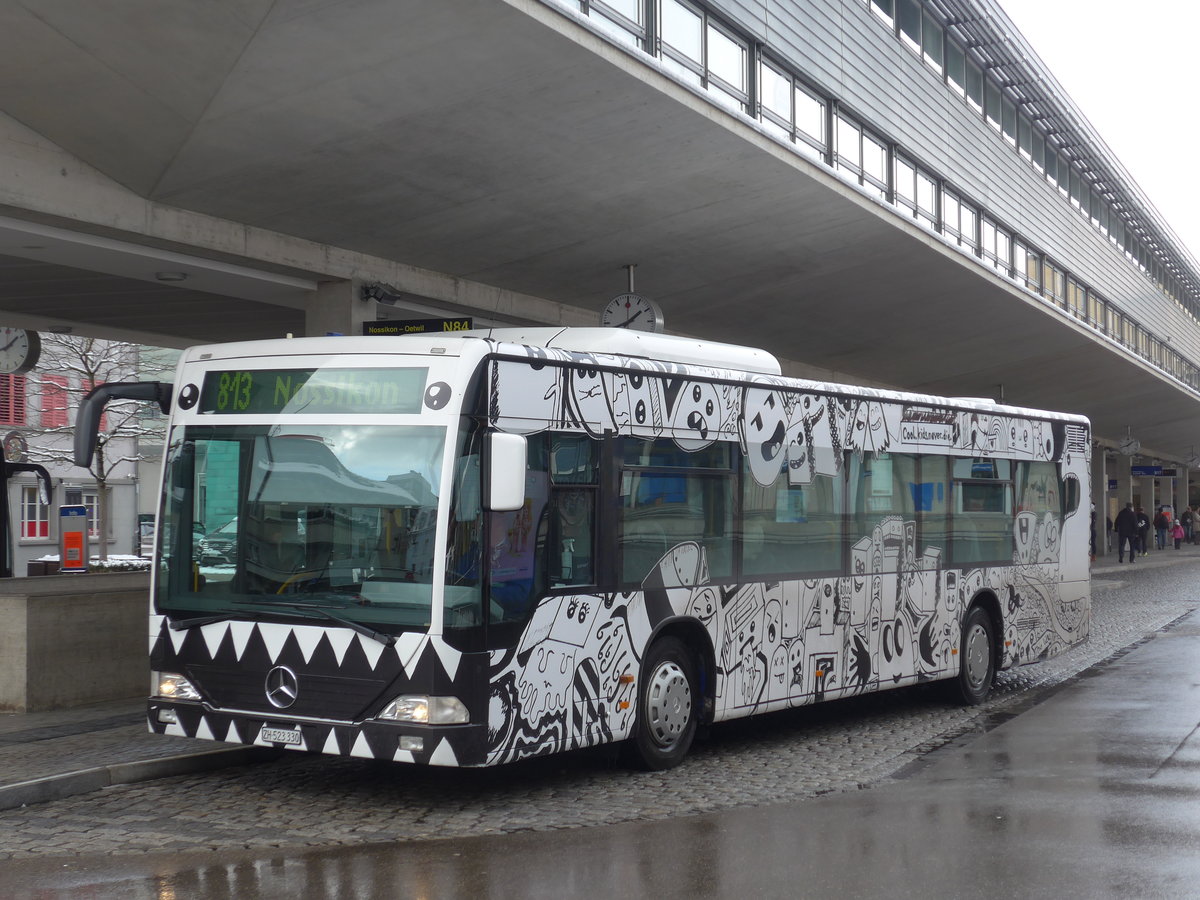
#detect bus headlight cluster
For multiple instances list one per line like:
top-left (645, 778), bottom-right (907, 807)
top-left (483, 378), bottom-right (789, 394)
top-left (153, 671), bottom-right (201, 701)
top-left (378, 695), bottom-right (469, 725)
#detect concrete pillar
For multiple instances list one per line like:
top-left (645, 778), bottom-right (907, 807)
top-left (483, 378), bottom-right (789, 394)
top-left (1115, 454), bottom-right (1133, 556)
top-left (1091, 445), bottom-right (1108, 557)
top-left (1115, 454), bottom-right (1132, 509)
top-left (304, 279), bottom-right (369, 337)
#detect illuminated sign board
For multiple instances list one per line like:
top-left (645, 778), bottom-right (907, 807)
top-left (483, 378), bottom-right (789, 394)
top-left (363, 318), bottom-right (473, 336)
top-left (199, 368), bottom-right (428, 415)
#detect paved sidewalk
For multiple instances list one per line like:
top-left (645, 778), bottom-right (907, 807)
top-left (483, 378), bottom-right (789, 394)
top-left (1, 541), bottom-right (1196, 813)
top-left (0, 698), bottom-right (272, 810)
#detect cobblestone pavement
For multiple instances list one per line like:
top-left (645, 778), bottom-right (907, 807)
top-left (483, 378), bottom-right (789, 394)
top-left (0, 554), bottom-right (1196, 860)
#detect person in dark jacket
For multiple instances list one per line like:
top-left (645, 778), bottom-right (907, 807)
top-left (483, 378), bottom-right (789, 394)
top-left (1136, 507), bottom-right (1151, 557)
top-left (1154, 508), bottom-right (1169, 550)
top-left (1114, 503), bottom-right (1138, 563)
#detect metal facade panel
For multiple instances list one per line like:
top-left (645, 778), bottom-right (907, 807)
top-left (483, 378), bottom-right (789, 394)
top-left (709, 0), bottom-right (1200, 362)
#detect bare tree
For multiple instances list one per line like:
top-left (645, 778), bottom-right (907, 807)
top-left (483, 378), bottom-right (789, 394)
top-left (24, 335), bottom-right (172, 561)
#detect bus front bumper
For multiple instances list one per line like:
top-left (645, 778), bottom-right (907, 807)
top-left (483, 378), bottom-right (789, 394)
top-left (148, 699), bottom-right (489, 767)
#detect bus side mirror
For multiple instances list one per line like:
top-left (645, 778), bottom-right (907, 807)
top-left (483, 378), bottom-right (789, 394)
top-left (487, 433), bottom-right (527, 512)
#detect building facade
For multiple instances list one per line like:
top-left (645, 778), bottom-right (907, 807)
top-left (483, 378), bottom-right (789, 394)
top-left (1, 339), bottom-right (169, 574)
top-left (561, 0), bottom-right (1200, 390)
top-left (550, 0), bottom-right (1200, 530)
top-left (0, 0), bottom-right (1197, 556)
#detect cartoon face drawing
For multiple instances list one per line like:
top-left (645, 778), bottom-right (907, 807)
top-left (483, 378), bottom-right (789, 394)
top-left (672, 381), bottom-right (725, 450)
top-left (609, 367), bottom-right (666, 438)
top-left (566, 362), bottom-right (617, 437)
top-left (741, 386), bottom-right (797, 486)
top-left (846, 400), bottom-right (879, 455)
top-left (687, 586), bottom-right (719, 625)
top-left (787, 638), bottom-right (806, 696)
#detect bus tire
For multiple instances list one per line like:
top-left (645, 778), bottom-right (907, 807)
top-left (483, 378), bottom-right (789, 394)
top-left (952, 605), bottom-right (995, 706)
top-left (625, 637), bottom-right (698, 771)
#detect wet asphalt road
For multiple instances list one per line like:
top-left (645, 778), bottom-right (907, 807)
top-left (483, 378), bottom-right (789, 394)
top-left (2, 554), bottom-right (1199, 897)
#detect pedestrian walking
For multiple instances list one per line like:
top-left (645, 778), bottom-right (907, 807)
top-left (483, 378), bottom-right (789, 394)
top-left (1172, 520), bottom-right (1185, 549)
top-left (1136, 507), bottom-right (1151, 556)
top-left (1154, 508), bottom-right (1169, 550)
top-left (1183, 507), bottom-right (1195, 544)
top-left (1114, 503), bottom-right (1138, 563)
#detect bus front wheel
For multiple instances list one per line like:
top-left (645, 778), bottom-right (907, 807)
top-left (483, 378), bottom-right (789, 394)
top-left (625, 637), bottom-right (699, 770)
top-left (953, 605), bottom-right (996, 706)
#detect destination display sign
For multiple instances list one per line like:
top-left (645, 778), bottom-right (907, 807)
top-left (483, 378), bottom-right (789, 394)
top-left (199, 367), bottom-right (427, 415)
top-left (363, 318), bottom-right (473, 336)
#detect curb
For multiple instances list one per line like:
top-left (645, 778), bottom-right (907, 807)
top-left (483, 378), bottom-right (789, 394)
top-left (0, 746), bottom-right (279, 811)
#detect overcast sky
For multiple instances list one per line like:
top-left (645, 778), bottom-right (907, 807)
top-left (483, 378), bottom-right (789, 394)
top-left (998, 0), bottom-right (1200, 258)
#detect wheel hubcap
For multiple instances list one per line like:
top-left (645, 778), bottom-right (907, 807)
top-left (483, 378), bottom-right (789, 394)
top-left (646, 660), bottom-right (691, 749)
top-left (964, 622), bottom-right (990, 690)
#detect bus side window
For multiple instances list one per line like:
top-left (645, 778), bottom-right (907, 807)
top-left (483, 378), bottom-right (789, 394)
top-left (846, 451), bottom-right (917, 571)
top-left (488, 433), bottom-right (599, 621)
top-left (619, 438), bottom-right (733, 584)
top-left (488, 437), bottom-right (549, 622)
top-left (915, 455), bottom-right (949, 563)
top-left (548, 434), bottom-right (598, 587)
top-left (742, 456), bottom-right (844, 576)
top-left (951, 458), bottom-right (1013, 563)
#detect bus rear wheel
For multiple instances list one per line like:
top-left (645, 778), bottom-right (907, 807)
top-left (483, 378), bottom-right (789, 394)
top-left (625, 637), bottom-right (698, 771)
top-left (952, 605), bottom-right (995, 705)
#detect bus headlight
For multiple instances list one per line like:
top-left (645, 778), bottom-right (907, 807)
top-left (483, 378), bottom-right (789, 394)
top-left (378, 695), bottom-right (469, 725)
top-left (153, 671), bottom-right (201, 701)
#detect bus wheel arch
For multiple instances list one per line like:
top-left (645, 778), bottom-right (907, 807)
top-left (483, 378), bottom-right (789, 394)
top-left (952, 593), bottom-right (1001, 706)
top-left (624, 622), bottom-right (711, 770)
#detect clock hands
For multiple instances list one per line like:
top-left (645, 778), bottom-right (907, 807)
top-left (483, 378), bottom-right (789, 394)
top-left (617, 309), bottom-right (645, 328)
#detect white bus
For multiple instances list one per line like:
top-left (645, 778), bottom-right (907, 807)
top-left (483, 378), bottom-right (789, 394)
top-left (76, 327), bottom-right (1090, 770)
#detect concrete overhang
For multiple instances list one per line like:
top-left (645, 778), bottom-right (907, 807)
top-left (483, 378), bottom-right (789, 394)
top-left (0, 0), bottom-right (1195, 460)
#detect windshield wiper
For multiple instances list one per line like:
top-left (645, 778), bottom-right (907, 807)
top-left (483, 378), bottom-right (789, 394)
top-left (169, 611), bottom-right (267, 630)
top-left (232, 599), bottom-right (396, 647)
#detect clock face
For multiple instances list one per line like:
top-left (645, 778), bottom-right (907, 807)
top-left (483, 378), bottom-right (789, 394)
top-left (0, 328), bottom-right (40, 375)
top-left (601, 293), bottom-right (664, 333)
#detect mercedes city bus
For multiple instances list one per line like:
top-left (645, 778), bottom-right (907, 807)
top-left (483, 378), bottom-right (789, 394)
top-left (75, 327), bottom-right (1090, 770)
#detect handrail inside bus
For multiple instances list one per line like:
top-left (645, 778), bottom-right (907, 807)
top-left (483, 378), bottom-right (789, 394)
top-left (74, 381), bottom-right (173, 467)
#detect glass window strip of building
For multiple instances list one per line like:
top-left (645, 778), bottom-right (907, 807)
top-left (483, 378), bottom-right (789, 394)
top-left (554, 0), bottom-right (1200, 393)
top-left (858, 0), bottom-right (1200, 322)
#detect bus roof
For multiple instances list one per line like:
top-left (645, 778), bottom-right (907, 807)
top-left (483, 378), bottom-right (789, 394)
top-left (458, 327), bottom-right (783, 375)
top-left (177, 329), bottom-right (1087, 426)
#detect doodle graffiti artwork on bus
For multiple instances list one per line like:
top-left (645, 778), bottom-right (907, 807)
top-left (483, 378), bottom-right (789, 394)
top-left (77, 328), bottom-right (1089, 770)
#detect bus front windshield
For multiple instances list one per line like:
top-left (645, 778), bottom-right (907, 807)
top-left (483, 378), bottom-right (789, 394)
top-left (157, 423), bottom-right (466, 633)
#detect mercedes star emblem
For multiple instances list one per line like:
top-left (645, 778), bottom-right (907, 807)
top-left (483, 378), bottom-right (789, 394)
top-left (265, 665), bottom-right (299, 709)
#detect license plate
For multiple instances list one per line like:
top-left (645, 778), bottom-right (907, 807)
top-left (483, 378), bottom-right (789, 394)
top-left (261, 726), bottom-right (302, 746)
